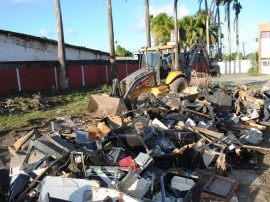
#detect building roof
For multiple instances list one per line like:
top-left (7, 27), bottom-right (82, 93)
top-left (0, 29), bottom-right (109, 56)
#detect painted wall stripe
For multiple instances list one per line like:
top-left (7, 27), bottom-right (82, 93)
top-left (16, 68), bottom-right (21, 91)
top-left (54, 66), bottom-right (58, 90)
top-left (105, 65), bottom-right (108, 83)
top-left (81, 65), bottom-right (85, 86)
top-left (126, 62), bottom-right (128, 76)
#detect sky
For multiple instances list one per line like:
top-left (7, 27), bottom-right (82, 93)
top-left (0, 0), bottom-right (268, 55)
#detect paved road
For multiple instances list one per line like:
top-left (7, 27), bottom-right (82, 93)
top-left (211, 73), bottom-right (270, 87)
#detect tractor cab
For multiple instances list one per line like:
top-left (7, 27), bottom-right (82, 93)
top-left (120, 45), bottom-right (187, 104)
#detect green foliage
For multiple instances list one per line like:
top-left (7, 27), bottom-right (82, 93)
top-left (222, 54), bottom-right (228, 61)
top-left (150, 13), bottom-right (174, 45)
top-left (233, 0), bottom-right (242, 16)
top-left (98, 84), bottom-right (112, 93)
top-left (178, 11), bottom-right (218, 47)
top-left (150, 11), bottom-right (219, 49)
top-left (178, 15), bottom-right (198, 46)
top-left (231, 52), bottom-right (245, 60)
top-left (246, 52), bottom-right (257, 60)
top-left (248, 51), bottom-right (259, 76)
top-left (116, 45), bottom-right (133, 57)
top-left (222, 52), bottom-right (247, 60)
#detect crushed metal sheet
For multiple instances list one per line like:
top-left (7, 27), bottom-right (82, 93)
top-left (117, 171), bottom-right (151, 199)
top-left (91, 187), bottom-right (141, 202)
top-left (39, 176), bottom-right (100, 202)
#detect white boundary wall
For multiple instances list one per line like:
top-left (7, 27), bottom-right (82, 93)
top-left (217, 60), bottom-right (252, 74)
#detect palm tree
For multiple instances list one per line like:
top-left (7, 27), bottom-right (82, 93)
top-left (107, 0), bottom-right (119, 96)
top-left (198, 0), bottom-right (210, 54)
top-left (196, 11), bottom-right (218, 42)
top-left (222, 0), bottom-right (233, 74)
top-left (174, 0), bottom-right (179, 71)
top-left (213, 0), bottom-right (223, 61)
top-left (54, 0), bottom-right (68, 89)
top-left (233, 0), bottom-right (242, 73)
top-left (179, 15), bottom-right (198, 47)
top-left (150, 13), bottom-right (174, 45)
top-left (144, 0), bottom-right (151, 48)
top-left (151, 11), bottom-right (218, 51)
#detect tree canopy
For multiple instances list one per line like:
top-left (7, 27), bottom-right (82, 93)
top-left (150, 11), bottom-right (219, 49)
top-left (150, 13), bottom-right (174, 45)
top-left (116, 44), bottom-right (133, 57)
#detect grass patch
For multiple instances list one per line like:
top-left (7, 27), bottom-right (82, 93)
top-left (246, 84), bottom-right (263, 89)
top-left (218, 82), bottom-right (263, 89)
top-left (0, 84), bottom-right (112, 132)
top-left (0, 98), bottom-right (88, 131)
top-left (247, 68), bottom-right (259, 76)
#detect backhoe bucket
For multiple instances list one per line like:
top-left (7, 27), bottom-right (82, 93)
top-left (87, 95), bottom-right (128, 118)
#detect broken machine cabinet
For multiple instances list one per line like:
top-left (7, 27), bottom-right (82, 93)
top-left (116, 171), bottom-right (151, 199)
top-left (69, 151), bottom-right (87, 178)
top-left (91, 187), bottom-right (141, 202)
top-left (147, 171), bottom-right (203, 202)
top-left (39, 176), bottom-right (100, 202)
top-left (134, 152), bottom-right (154, 173)
top-left (196, 169), bottom-right (239, 201)
top-left (106, 125), bottom-right (149, 154)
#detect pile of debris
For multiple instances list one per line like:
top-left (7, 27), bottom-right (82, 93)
top-left (0, 94), bottom-right (66, 115)
top-left (1, 84), bottom-right (270, 201)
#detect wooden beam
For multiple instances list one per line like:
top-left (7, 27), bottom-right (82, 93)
top-left (241, 120), bottom-right (266, 131)
top-left (242, 145), bottom-right (270, 153)
top-left (192, 126), bottom-right (224, 139)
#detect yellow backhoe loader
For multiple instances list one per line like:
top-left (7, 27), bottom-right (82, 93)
top-left (119, 44), bottom-right (188, 104)
top-left (88, 37), bottom-right (220, 117)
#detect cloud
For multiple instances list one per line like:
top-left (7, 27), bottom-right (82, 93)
top-left (7, 0), bottom-right (46, 3)
top-left (149, 4), bottom-right (173, 17)
top-left (131, 20), bottom-right (145, 32)
top-left (178, 5), bottom-right (190, 18)
top-left (130, 6), bottom-right (145, 32)
top-left (150, 3), bottom-right (190, 18)
top-left (65, 29), bottom-right (76, 35)
top-left (130, 3), bottom-right (190, 32)
top-left (39, 28), bottom-right (55, 37)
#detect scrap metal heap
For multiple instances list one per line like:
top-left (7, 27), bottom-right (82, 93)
top-left (2, 85), bottom-right (270, 201)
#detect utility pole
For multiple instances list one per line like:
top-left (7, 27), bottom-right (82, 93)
top-left (54, 0), bottom-right (68, 89)
top-left (145, 0), bottom-right (151, 48)
top-left (174, 0), bottom-right (179, 71)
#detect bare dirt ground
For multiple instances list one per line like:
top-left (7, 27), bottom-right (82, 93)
top-left (232, 129), bottom-right (270, 202)
top-left (216, 73), bottom-right (270, 202)
top-left (212, 73), bottom-right (270, 87)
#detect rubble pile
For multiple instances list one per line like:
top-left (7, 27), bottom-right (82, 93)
top-left (1, 84), bottom-right (270, 201)
top-left (0, 94), bottom-right (66, 115)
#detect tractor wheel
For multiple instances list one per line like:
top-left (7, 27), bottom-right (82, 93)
top-left (136, 92), bottom-right (156, 109)
top-left (169, 77), bottom-right (187, 93)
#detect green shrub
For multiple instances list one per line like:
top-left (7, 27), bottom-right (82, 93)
top-left (248, 52), bottom-right (259, 76)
